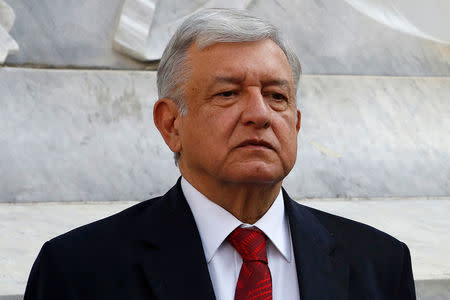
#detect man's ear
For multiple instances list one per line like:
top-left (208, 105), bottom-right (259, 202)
top-left (296, 109), bottom-right (301, 132)
top-left (153, 98), bottom-right (182, 153)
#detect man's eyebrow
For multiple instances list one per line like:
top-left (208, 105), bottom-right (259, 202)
top-left (263, 79), bottom-right (292, 93)
top-left (213, 76), bottom-right (244, 84)
top-left (206, 77), bottom-right (243, 95)
top-left (214, 77), bottom-right (290, 87)
top-left (211, 77), bottom-right (292, 94)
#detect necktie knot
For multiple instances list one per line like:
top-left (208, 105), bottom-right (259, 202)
top-left (228, 227), bottom-right (268, 263)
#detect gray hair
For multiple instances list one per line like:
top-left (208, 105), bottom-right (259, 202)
top-left (156, 8), bottom-right (302, 164)
top-left (157, 8), bottom-right (302, 114)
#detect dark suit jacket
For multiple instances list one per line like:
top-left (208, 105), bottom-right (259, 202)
top-left (25, 179), bottom-right (416, 299)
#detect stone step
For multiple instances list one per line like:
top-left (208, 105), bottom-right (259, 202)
top-left (1, 197), bottom-right (449, 297)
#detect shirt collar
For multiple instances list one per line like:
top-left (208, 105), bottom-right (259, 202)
top-left (181, 177), bottom-right (292, 263)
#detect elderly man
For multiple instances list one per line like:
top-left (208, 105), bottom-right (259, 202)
top-left (25, 9), bottom-right (416, 300)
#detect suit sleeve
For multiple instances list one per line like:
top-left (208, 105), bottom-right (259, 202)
top-left (395, 242), bottom-right (416, 299)
top-left (24, 241), bottom-right (73, 300)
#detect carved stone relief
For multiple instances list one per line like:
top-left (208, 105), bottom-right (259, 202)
top-left (0, 0), bottom-right (19, 63)
top-left (344, 0), bottom-right (450, 45)
top-left (113, 0), bottom-right (253, 61)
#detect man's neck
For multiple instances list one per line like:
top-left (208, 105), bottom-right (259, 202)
top-left (181, 174), bottom-right (282, 224)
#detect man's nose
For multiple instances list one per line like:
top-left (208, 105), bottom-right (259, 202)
top-left (240, 88), bottom-right (271, 129)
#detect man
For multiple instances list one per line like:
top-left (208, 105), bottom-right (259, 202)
top-left (25, 9), bottom-right (416, 300)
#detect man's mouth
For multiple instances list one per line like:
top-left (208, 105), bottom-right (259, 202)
top-left (236, 139), bottom-right (274, 150)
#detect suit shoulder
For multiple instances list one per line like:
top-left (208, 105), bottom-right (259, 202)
top-left (294, 203), bottom-right (415, 298)
top-left (25, 195), bottom-right (172, 299)
top-left (300, 203), bottom-right (405, 256)
top-left (48, 195), bottom-right (165, 251)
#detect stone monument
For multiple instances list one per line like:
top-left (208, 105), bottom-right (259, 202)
top-left (0, 0), bottom-right (19, 63)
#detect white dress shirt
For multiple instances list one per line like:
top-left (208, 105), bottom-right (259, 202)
top-left (181, 178), bottom-right (301, 300)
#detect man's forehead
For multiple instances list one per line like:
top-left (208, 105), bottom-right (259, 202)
top-left (187, 38), bottom-right (286, 61)
top-left (187, 41), bottom-right (292, 75)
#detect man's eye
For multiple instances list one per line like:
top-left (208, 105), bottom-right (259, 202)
top-left (271, 93), bottom-right (287, 101)
top-left (217, 91), bottom-right (236, 97)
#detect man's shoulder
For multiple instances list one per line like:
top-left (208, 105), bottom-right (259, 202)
top-left (37, 189), bottom-right (179, 275)
top-left (290, 199), bottom-right (406, 260)
top-left (25, 194), bottom-right (175, 299)
top-left (48, 195), bottom-right (165, 250)
top-left (308, 203), bottom-right (399, 241)
top-left (37, 180), bottom-right (185, 264)
top-left (285, 197), bottom-right (415, 298)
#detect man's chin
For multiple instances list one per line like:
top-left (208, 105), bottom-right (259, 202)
top-left (226, 164), bottom-right (286, 185)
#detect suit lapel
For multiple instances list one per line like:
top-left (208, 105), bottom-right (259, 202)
top-left (284, 190), bottom-right (349, 300)
top-left (133, 179), bottom-right (216, 300)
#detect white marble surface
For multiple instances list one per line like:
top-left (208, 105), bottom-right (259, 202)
top-left (4, 0), bottom-right (450, 75)
top-left (284, 75), bottom-right (450, 198)
top-left (0, 67), bottom-right (180, 202)
top-left (344, 0), bottom-right (450, 44)
top-left (4, 0), bottom-right (146, 69)
top-left (113, 0), bottom-right (158, 61)
top-left (1, 68), bottom-right (449, 202)
top-left (0, 0), bottom-right (18, 64)
top-left (0, 201), bottom-right (134, 295)
top-left (252, 0), bottom-right (450, 76)
top-left (0, 198), bottom-right (448, 295)
top-left (0, 0), bottom-right (15, 30)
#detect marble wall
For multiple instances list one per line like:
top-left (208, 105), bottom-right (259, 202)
top-left (286, 75), bottom-right (450, 198)
top-left (1, 68), bottom-right (448, 202)
top-left (343, 0), bottom-right (450, 44)
top-left (0, 68), bottom-right (179, 202)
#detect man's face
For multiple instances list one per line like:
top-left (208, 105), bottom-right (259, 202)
top-left (176, 39), bottom-right (301, 188)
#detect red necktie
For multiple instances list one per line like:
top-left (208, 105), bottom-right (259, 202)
top-left (228, 227), bottom-right (272, 300)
